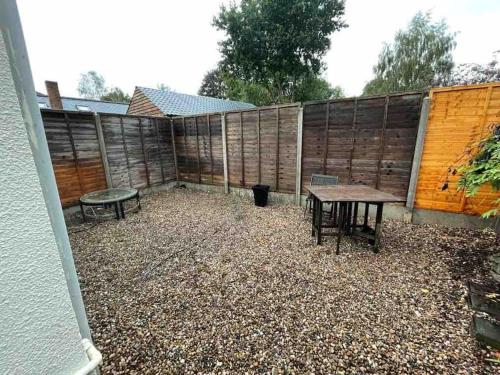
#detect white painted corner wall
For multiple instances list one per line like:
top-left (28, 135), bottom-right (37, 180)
top-left (0, 22), bottom-right (89, 375)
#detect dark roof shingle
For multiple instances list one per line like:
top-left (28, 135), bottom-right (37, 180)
top-left (137, 86), bottom-right (255, 116)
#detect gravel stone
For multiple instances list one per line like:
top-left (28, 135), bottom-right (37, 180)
top-left (68, 189), bottom-right (500, 374)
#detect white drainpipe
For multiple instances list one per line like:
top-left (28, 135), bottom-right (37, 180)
top-left (74, 339), bottom-right (102, 375)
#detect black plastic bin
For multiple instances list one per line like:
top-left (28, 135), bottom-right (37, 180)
top-left (252, 184), bottom-right (270, 207)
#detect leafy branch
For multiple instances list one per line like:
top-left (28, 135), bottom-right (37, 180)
top-left (447, 123), bottom-right (500, 218)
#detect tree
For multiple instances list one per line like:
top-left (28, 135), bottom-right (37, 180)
top-left (363, 11), bottom-right (456, 96)
top-left (77, 71), bottom-right (106, 99)
top-left (100, 87), bottom-right (131, 103)
top-left (214, 0), bottom-right (346, 103)
top-left (294, 76), bottom-right (345, 102)
top-left (198, 68), bottom-right (227, 99)
top-left (223, 76), bottom-right (274, 106)
top-left (443, 51), bottom-right (500, 86)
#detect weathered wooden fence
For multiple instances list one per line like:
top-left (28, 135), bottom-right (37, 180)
top-left (301, 92), bottom-right (424, 198)
top-left (43, 93), bottom-right (424, 207)
top-left (42, 110), bottom-right (176, 206)
top-left (172, 104), bottom-right (300, 193)
top-left (414, 82), bottom-right (500, 215)
top-left (43, 110), bottom-right (108, 206)
top-left (100, 114), bottom-right (176, 189)
top-left (41, 84), bottom-right (500, 218)
top-left (172, 113), bottom-right (225, 185)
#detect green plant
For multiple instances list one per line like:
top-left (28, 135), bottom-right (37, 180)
top-left (213, 0), bottom-right (346, 104)
top-left (363, 11), bottom-right (456, 96)
top-left (456, 124), bottom-right (500, 218)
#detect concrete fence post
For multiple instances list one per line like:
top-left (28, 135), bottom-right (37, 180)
top-left (295, 107), bottom-right (304, 205)
top-left (406, 97), bottom-right (431, 211)
top-left (94, 113), bottom-right (112, 188)
top-left (221, 113), bottom-right (229, 194)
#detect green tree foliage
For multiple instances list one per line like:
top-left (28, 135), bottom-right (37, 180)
top-left (100, 87), bottom-right (131, 103)
top-left (444, 51), bottom-right (500, 86)
top-left (294, 76), bottom-right (345, 102)
top-left (363, 12), bottom-right (456, 96)
top-left (213, 0), bottom-right (346, 103)
top-left (198, 68), bottom-right (227, 99)
top-left (223, 76), bottom-right (274, 106)
top-left (457, 124), bottom-right (500, 218)
top-left (77, 71), bottom-right (107, 99)
top-left (198, 66), bottom-right (344, 105)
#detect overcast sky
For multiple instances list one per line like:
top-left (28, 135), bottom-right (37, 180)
top-left (17, 0), bottom-right (500, 98)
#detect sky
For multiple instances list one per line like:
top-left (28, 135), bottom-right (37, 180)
top-left (17, 0), bottom-right (500, 98)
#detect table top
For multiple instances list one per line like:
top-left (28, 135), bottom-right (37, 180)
top-left (80, 187), bottom-right (138, 204)
top-left (306, 185), bottom-right (405, 203)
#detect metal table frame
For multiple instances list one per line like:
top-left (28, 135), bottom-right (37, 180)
top-left (79, 188), bottom-right (141, 221)
top-left (308, 185), bottom-right (404, 254)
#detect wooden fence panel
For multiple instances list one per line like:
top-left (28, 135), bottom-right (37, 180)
top-left (242, 110), bottom-right (259, 188)
top-left (209, 114), bottom-right (224, 185)
top-left (415, 83), bottom-right (500, 215)
top-left (42, 110), bottom-right (107, 207)
top-left (120, 116), bottom-right (148, 188)
top-left (99, 114), bottom-right (176, 190)
top-left (302, 93), bottom-right (423, 198)
top-left (381, 94), bottom-right (422, 196)
top-left (184, 117), bottom-right (199, 183)
top-left (278, 105), bottom-right (298, 192)
top-left (172, 104), bottom-right (299, 193)
top-left (172, 117), bottom-right (188, 182)
top-left (226, 112), bottom-right (243, 187)
top-left (259, 107), bottom-right (279, 191)
top-left (156, 117), bottom-right (176, 183)
top-left (196, 115), bottom-right (212, 184)
top-left (172, 114), bottom-right (224, 186)
top-left (100, 115), bottom-right (130, 188)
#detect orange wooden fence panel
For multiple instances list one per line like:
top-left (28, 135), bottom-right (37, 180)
top-left (415, 82), bottom-right (500, 215)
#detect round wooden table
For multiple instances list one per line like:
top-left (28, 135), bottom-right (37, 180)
top-left (79, 188), bottom-right (141, 221)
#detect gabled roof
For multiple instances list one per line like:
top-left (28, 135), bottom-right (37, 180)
top-left (137, 86), bottom-right (255, 116)
top-left (36, 93), bottom-right (129, 114)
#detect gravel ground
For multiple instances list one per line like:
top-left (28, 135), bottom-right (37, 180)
top-left (68, 189), bottom-right (499, 374)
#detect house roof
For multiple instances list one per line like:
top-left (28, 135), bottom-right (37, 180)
top-left (137, 86), bottom-right (255, 116)
top-left (36, 93), bottom-right (129, 114)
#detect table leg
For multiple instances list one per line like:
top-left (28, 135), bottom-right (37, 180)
top-left (316, 200), bottom-right (323, 245)
top-left (120, 201), bottom-right (125, 219)
top-left (336, 202), bottom-right (345, 255)
top-left (80, 202), bottom-right (86, 222)
top-left (353, 202), bottom-right (358, 229)
top-left (115, 202), bottom-right (121, 220)
top-left (373, 203), bottom-right (384, 252)
top-left (363, 203), bottom-right (369, 230)
top-left (346, 202), bottom-right (353, 234)
top-left (137, 193), bottom-right (141, 211)
top-left (311, 196), bottom-right (317, 237)
top-left (333, 202), bottom-right (338, 227)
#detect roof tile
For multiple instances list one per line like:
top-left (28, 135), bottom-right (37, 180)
top-left (138, 86), bottom-right (255, 116)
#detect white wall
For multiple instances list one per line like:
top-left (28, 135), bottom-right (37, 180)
top-left (0, 24), bottom-right (89, 374)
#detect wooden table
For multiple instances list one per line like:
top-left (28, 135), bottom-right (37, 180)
top-left (307, 185), bottom-right (405, 254)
